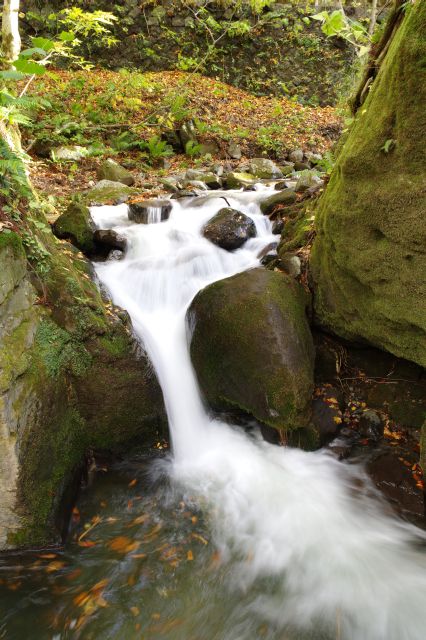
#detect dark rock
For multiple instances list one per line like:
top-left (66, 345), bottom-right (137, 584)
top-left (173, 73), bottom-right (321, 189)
top-left (260, 190), bottom-right (297, 215)
top-left (272, 219), bottom-right (284, 235)
top-left (188, 268), bottom-right (316, 447)
top-left (94, 229), bottom-right (127, 252)
top-left (256, 242), bottom-right (277, 260)
top-left (359, 409), bottom-right (383, 441)
top-left (53, 203), bottom-right (96, 256)
top-left (312, 394), bottom-right (343, 444)
top-left (128, 199), bottom-right (172, 223)
top-left (203, 207), bottom-right (256, 251)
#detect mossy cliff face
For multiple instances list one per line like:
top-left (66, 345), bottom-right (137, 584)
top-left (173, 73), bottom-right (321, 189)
top-left (0, 226), bottom-right (165, 550)
top-left (310, 2), bottom-right (426, 368)
top-left (188, 268), bottom-right (316, 447)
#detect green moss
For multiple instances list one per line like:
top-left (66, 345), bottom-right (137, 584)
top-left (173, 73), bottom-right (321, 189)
top-left (99, 332), bottom-right (131, 358)
top-left (53, 202), bottom-right (95, 255)
top-left (310, 2), bottom-right (426, 367)
top-left (0, 231), bottom-right (24, 256)
top-left (35, 318), bottom-right (92, 378)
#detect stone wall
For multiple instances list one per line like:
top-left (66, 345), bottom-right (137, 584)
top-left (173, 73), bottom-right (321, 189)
top-left (21, 0), bottom-right (355, 105)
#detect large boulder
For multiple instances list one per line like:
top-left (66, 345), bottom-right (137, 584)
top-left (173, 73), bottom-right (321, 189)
top-left (128, 199), bottom-right (172, 224)
top-left (310, 3), bottom-right (426, 367)
top-left (202, 208), bottom-right (256, 251)
top-left (188, 268), bottom-right (316, 446)
top-left (97, 159), bottom-right (135, 186)
top-left (53, 202), bottom-right (96, 255)
top-left (0, 229), bottom-right (165, 550)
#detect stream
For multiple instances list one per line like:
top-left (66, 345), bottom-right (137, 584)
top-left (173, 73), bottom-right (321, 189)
top-left (1, 189), bottom-right (426, 639)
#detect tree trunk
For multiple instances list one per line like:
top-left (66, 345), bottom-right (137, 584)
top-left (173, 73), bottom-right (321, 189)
top-left (368, 0), bottom-right (378, 35)
top-left (310, 1), bottom-right (426, 367)
top-left (1, 0), bottom-right (21, 68)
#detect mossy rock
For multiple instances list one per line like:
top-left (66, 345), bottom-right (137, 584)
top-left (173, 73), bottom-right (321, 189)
top-left (83, 180), bottom-right (137, 205)
top-left (0, 213), bottom-right (166, 549)
top-left (97, 159), bottom-right (135, 186)
top-left (310, 3), bottom-right (426, 367)
top-left (188, 268), bottom-right (316, 446)
top-left (260, 190), bottom-right (297, 215)
top-left (225, 172), bottom-right (256, 189)
top-left (53, 202), bottom-right (95, 255)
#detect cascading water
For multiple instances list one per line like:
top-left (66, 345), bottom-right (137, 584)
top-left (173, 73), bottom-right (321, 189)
top-left (90, 189), bottom-right (426, 640)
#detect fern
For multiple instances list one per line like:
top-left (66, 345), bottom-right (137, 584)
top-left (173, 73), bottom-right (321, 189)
top-left (0, 139), bottom-right (31, 198)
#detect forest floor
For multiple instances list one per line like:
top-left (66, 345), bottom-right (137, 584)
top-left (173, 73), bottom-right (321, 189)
top-left (24, 69), bottom-right (341, 205)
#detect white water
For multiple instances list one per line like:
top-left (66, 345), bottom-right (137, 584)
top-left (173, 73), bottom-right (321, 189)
top-left (92, 190), bottom-right (426, 640)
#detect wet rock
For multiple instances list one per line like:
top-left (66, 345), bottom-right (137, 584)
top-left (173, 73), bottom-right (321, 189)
top-left (108, 249), bottom-right (125, 261)
top-left (188, 268), bottom-right (316, 447)
top-left (203, 208), bottom-right (256, 251)
top-left (128, 199), bottom-right (172, 224)
top-left (257, 242), bottom-right (277, 260)
top-left (359, 410), bottom-right (384, 441)
top-left (312, 394), bottom-right (343, 444)
top-left (260, 190), bottom-right (297, 215)
top-left (94, 229), bottom-right (127, 253)
top-left (170, 190), bottom-right (198, 199)
top-left (53, 202), bottom-right (96, 255)
top-left (272, 219), bottom-right (284, 235)
top-left (97, 159), bottom-right (135, 186)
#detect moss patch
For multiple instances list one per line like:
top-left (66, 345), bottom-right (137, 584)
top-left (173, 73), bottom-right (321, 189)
top-left (310, 3), bottom-right (426, 367)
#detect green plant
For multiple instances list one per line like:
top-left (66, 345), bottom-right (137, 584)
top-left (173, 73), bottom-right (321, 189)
top-left (185, 140), bottom-right (203, 158)
top-left (143, 135), bottom-right (173, 162)
top-left (312, 10), bottom-right (370, 57)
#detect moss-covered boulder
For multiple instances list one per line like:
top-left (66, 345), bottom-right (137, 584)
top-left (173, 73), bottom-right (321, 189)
top-left (225, 172), bottom-right (256, 189)
top-left (188, 268), bottom-right (316, 446)
top-left (83, 180), bottom-right (136, 206)
top-left (53, 202), bottom-right (95, 255)
top-left (310, 3), bottom-right (426, 367)
top-left (0, 222), bottom-right (165, 550)
top-left (260, 190), bottom-right (297, 215)
top-left (97, 159), bottom-right (135, 186)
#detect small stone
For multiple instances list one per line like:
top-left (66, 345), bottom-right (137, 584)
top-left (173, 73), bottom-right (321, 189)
top-left (359, 410), bottom-right (384, 441)
top-left (272, 219), bottom-right (284, 235)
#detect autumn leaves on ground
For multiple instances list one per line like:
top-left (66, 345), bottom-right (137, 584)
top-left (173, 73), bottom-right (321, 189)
top-left (24, 69), bottom-right (341, 203)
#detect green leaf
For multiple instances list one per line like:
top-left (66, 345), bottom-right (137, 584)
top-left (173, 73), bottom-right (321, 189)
top-left (14, 59), bottom-right (46, 76)
top-left (59, 31), bottom-right (75, 42)
top-left (32, 37), bottom-right (56, 52)
top-left (20, 47), bottom-right (47, 58)
top-left (0, 70), bottom-right (26, 81)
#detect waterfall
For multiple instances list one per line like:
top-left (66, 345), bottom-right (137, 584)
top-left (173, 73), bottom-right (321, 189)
top-left (91, 191), bottom-right (426, 640)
